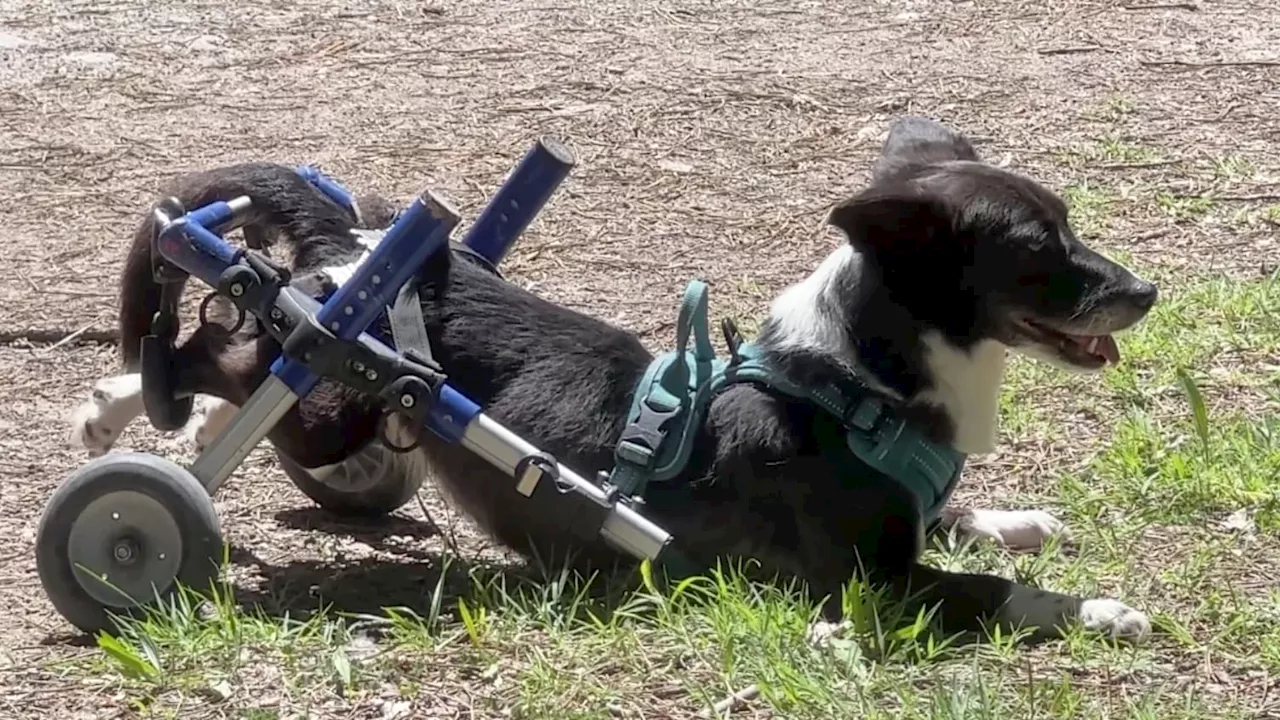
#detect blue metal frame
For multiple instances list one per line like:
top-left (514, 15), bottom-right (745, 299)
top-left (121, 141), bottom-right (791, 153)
top-left (269, 193), bottom-right (460, 396)
top-left (146, 138), bottom-right (676, 567)
top-left (152, 138), bottom-right (575, 457)
top-left (460, 138), bottom-right (577, 265)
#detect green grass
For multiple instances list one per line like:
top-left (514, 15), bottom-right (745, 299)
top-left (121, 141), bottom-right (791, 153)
top-left (80, 557), bottom-right (1259, 719)
top-left (63, 270), bottom-right (1280, 718)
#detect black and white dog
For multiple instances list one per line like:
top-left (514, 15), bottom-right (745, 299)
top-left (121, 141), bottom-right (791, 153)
top-left (70, 118), bottom-right (1156, 642)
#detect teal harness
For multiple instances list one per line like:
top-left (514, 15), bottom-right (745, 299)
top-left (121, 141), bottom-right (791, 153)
top-left (608, 280), bottom-right (966, 525)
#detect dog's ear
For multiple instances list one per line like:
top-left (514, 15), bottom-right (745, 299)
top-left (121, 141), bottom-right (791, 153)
top-left (826, 191), bottom-right (954, 268)
top-left (873, 116), bottom-right (980, 182)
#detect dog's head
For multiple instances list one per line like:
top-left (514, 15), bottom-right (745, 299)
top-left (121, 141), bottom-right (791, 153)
top-left (828, 117), bottom-right (1157, 372)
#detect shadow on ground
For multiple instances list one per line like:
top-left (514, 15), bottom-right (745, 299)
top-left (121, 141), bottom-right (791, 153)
top-left (229, 507), bottom-right (643, 624)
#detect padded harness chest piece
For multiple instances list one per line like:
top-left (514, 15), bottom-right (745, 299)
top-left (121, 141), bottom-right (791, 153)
top-left (609, 280), bottom-right (967, 526)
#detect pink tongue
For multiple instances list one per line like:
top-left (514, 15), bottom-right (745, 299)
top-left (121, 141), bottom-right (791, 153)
top-left (1068, 333), bottom-right (1120, 364)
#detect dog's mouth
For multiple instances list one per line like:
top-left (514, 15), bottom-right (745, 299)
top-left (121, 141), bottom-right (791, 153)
top-left (1013, 317), bottom-right (1120, 369)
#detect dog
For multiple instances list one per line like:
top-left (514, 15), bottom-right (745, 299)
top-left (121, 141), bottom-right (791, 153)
top-left (69, 117), bottom-right (1156, 643)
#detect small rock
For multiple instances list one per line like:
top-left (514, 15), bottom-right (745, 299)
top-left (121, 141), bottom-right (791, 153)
top-left (380, 700), bottom-right (412, 720)
top-left (63, 51), bottom-right (116, 66)
top-left (188, 34), bottom-right (223, 53)
top-left (1219, 508), bottom-right (1255, 534)
top-left (0, 32), bottom-right (28, 50)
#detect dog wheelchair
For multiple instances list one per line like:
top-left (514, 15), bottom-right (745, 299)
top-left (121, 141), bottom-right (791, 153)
top-left (34, 138), bottom-right (693, 634)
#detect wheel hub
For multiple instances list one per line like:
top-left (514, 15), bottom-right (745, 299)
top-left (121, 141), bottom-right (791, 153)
top-left (112, 538), bottom-right (139, 564)
top-left (66, 490), bottom-right (185, 609)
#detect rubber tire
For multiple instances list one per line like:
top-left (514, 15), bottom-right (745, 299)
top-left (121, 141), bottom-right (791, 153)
top-left (35, 452), bottom-right (223, 635)
top-left (275, 443), bottom-right (423, 518)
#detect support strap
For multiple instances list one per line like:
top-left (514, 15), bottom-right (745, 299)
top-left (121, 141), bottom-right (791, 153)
top-left (388, 284), bottom-right (434, 363)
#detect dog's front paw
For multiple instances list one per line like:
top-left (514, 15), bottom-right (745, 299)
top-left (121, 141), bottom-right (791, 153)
top-left (183, 397), bottom-right (238, 453)
top-left (805, 619), bottom-right (851, 649)
top-left (68, 374), bottom-right (144, 456)
top-left (962, 509), bottom-right (1069, 551)
top-left (1079, 598), bottom-right (1150, 642)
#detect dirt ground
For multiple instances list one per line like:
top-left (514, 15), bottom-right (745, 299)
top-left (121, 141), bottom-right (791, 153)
top-left (1, 0), bottom-right (1278, 717)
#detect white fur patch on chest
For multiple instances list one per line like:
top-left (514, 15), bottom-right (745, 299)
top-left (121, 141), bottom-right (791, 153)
top-left (321, 229), bottom-right (387, 288)
top-left (914, 332), bottom-right (1007, 454)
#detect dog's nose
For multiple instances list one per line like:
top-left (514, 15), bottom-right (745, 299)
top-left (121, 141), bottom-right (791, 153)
top-left (1130, 279), bottom-right (1158, 311)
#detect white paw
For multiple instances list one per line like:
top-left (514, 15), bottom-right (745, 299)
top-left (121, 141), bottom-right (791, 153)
top-left (1079, 598), bottom-right (1151, 642)
top-left (183, 397), bottom-right (239, 453)
top-left (68, 374), bottom-right (144, 456)
top-left (964, 509), bottom-right (1069, 551)
top-left (805, 619), bottom-right (851, 649)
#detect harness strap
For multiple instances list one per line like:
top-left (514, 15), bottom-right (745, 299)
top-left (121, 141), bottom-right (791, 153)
top-left (719, 343), bottom-right (965, 522)
top-left (340, 229), bottom-right (503, 364)
top-left (388, 285), bottom-right (434, 363)
top-left (610, 280), bottom-right (723, 498)
top-left (610, 280), bottom-right (967, 524)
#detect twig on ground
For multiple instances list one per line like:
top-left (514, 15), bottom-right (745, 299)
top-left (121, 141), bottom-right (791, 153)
top-left (1099, 160), bottom-right (1181, 170)
top-left (1038, 45), bottom-right (1102, 56)
top-left (699, 684), bottom-right (760, 718)
top-left (1170, 193), bottom-right (1280, 202)
top-left (0, 327), bottom-right (118, 346)
top-left (1122, 2), bottom-right (1198, 10)
top-left (41, 322), bottom-right (94, 354)
top-left (1141, 59), bottom-right (1280, 68)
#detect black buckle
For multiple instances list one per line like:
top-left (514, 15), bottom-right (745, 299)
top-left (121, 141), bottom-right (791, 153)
top-left (615, 401), bottom-right (680, 468)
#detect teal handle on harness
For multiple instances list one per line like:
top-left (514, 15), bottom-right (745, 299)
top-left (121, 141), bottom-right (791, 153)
top-left (611, 281), bottom-right (726, 497)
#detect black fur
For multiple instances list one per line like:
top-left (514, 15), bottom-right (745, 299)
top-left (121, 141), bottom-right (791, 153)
top-left (116, 118), bottom-right (1158, 640)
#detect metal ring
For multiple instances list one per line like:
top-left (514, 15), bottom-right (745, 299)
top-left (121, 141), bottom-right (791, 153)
top-left (198, 292), bottom-right (246, 335)
top-left (377, 412), bottom-right (422, 454)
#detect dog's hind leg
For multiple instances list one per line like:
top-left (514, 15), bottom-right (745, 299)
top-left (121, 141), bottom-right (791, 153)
top-left (184, 396), bottom-right (241, 453)
top-left (68, 373), bottom-right (146, 456)
top-left (935, 506), bottom-right (1069, 553)
top-left (68, 324), bottom-right (248, 457)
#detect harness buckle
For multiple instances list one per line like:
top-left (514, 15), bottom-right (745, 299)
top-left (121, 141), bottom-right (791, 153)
top-left (615, 399), bottom-right (682, 468)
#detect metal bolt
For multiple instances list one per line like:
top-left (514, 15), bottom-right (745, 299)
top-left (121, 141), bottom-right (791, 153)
top-left (330, 321), bottom-right (340, 331)
top-left (371, 275), bottom-right (381, 285)
top-left (352, 361), bottom-right (365, 373)
top-left (270, 308), bottom-right (283, 320)
top-left (365, 369), bottom-right (378, 381)
top-left (113, 541), bottom-right (137, 564)
top-left (230, 283), bottom-right (244, 297)
top-left (400, 393), bottom-right (415, 408)
top-left (358, 290), bottom-right (368, 300)
top-left (344, 306), bottom-right (354, 316)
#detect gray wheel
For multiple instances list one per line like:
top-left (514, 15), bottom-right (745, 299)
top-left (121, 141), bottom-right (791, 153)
top-left (35, 452), bottom-right (223, 635)
top-left (275, 441), bottom-right (423, 517)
